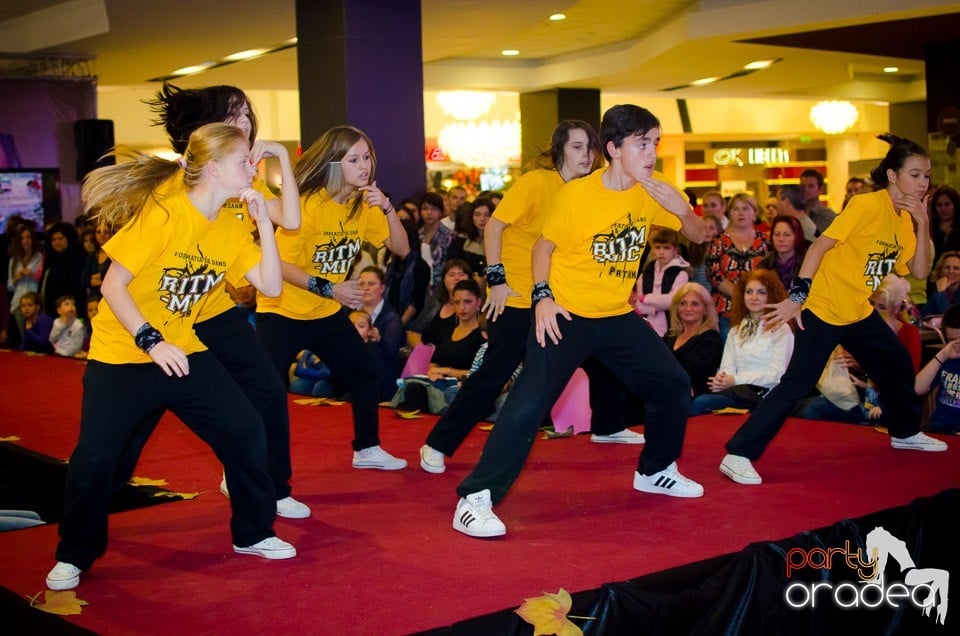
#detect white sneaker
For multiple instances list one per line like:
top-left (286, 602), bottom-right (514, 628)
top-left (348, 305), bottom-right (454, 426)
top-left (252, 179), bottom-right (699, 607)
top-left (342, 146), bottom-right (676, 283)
top-left (46, 562), bottom-right (81, 590)
top-left (276, 496), bottom-right (311, 519)
top-left (419, 445), bottom-right (446, 474)
top-left (233, 536), bottom-right (297, 560)
top-left (453, 489), bottom-right (506, 538)
top-left (633, 462), bottom-right (704, 498)
top-left (719, 454), bottom-right (762, 485)
top-left (891, 432), bottom-right (948, 452)
top-left (352, 445), bottom-right (407, 470)
top-left (591, 429), bottom-right (645, 444)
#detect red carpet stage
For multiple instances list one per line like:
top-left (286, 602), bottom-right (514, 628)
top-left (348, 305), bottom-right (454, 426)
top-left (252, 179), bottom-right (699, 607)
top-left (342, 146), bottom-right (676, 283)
top-left (1, 351), bottom-right (957, 634)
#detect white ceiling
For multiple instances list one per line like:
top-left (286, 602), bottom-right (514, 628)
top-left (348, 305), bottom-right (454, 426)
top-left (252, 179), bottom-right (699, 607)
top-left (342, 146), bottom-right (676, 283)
top-left (1, 0), bottom-right (958, 102)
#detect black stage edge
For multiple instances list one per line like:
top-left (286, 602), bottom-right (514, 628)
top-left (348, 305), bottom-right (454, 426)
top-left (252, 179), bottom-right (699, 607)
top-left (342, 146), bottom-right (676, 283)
top-left (417, 488), bottom-right (959, 636)
top-left (0, 442), bottom-right (187, 523)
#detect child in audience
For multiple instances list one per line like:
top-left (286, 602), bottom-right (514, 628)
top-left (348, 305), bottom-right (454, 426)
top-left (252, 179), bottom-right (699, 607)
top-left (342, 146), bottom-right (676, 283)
top-left (49, 295), bottom-right (86, 357)
top-left (914, 305), bottom-right (960, 434)
top-left (18, 291), bottom-right (53, 354)
top-left (633, 228), bottom-right (690, 336)
top-left (289, 310), bottom-right (376, 398)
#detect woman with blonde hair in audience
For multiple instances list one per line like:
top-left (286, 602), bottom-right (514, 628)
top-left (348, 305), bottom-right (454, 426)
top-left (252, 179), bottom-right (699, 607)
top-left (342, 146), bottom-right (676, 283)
top-left (706, 193), bottom-right (770, 340)
top-left (924, 250), bottom-right (960, 317)
top-left (691, 269), bottom-right (793, 415)
top-left (664, 282), bottom-right (723, 397)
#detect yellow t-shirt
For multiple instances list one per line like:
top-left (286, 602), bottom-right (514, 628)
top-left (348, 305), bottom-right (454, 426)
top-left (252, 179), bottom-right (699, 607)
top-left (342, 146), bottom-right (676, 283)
top-left (90, 191), bottom-right (261, 364)
top-left (804, 188), bottom-right (916, 325)
top-left (257, 190), bottom-right (389, 320)
top-left (493, 169), bottom-right (565, 309)
top-left (542, 170), bottom-right (683, 318)
top-left (155, 171), bottom-right (277, 321)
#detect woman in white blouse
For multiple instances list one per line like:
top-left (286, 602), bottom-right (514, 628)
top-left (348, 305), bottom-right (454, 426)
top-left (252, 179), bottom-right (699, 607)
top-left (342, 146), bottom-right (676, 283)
top-left (691, 269), bottom-right (794, 414)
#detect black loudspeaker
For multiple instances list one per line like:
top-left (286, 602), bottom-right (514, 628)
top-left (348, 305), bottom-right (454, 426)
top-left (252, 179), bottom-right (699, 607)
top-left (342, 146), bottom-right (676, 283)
top-left (74, 118), bottom-right (115, 179)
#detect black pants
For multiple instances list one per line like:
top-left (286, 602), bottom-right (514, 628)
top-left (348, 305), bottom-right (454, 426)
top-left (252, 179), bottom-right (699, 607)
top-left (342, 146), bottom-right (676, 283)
top-left (425, 306), bottom-right (529, 455)
top-left (257, 311), bottom-right (381, 450)
top-left (113, 308), bottom-right (293, 499)
top-left (726, 309), bottom-right (920, 460)
top-left (457, 312), bottom-right (691, 504)
top-left (583, 359), bottom-right (647, 434)
top-left (57, 353), bottom-right (276, 570)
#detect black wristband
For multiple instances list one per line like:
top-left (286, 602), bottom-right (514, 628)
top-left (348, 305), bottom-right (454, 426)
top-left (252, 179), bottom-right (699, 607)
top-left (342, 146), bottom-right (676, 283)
top-left (788, 277), bottom-right (812, 305)
top-left (307, 276), bottom-right (334, 298)
top-left (485, 263), bottom-right (507, 286)
top-left (382, 202), bottom-right (395, 216)
top-left (531, 280), bottom-right (554, 306)
top-left (134, 322), bottom-right (164, 353)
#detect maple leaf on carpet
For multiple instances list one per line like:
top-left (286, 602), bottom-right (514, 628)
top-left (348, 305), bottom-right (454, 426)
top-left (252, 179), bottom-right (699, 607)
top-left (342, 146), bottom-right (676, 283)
top-left (28, 590), bottom-right (89, 616)
top-left (129, 476), bottom-right (169, 487)
top-left (515, 588), bottom-right (591, 636)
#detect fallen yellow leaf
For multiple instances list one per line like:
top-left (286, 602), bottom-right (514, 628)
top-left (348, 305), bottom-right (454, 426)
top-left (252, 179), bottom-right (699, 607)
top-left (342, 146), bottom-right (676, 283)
top-left (293, 397), bottom-right (346, 406)
top-left (30, 590), bottom-right (89, 616)
top-left (394, 409), bottom-right (422, 420)
top-left (478, 424), bottom-right (494, 431)
top-left (0, 435), bottom-right (21, 442)
top-left (129, 476), bottom-right (169, 487)
top-left (543, 426), bottom-right (574, 439)
top-left (711, 407), bottom-right (750, 415)
top-left (151, 491), bottom-right (199, 500)
top-left (515, 588), bottom-right (583, 636)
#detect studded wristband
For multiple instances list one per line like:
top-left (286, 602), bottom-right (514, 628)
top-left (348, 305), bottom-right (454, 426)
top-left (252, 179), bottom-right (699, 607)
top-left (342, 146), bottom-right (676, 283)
top-left (307, 275), bottom-right (334, 298)
top-left (134, 322), bottom-right (164, 353)
top-left (531, 280), bottom-right (554, 306)
top-left (485, 263), bottom-right (507, 286)
top-left (788, 277), bottom-right (812, 305)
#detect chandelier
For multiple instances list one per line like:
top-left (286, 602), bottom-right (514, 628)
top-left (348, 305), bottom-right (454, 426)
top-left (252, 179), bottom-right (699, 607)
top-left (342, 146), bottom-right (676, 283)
top-left (435, 91), bottom-right (496, 121)
top-left (437, 120), bottom-right (521, 168)
top-left (809, 100), bottom-right (859, 134)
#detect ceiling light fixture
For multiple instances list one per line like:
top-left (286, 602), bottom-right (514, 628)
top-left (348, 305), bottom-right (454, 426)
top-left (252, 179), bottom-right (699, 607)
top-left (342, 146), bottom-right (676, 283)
top-left (170, 62), bottom-right (216, 77)
top-left (743, 59), bottom-right (775, 71)
top-left (501, 49), bottom-right (520, 57)
top-left (883, 66), bottom-right (899, 73)
top-left (690, 77), bottom-right (719, 86)
top-left (549, 13), bottom-right (566, 21)
top-left (148, 37), bottom-right (298, 82)
top-left (223, 48), bottom-right (270, 62)
top-left (437, 120), bottom-right (521, 169)
top-left (436, 91), bottom-right (497, 121)
top-left (809, 100), bottom-right (859, 134)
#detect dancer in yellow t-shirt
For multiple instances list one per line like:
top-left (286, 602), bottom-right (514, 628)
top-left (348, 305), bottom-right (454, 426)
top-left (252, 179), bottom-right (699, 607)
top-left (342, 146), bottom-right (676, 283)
top-left (46, 123), bottom-right (296, 593)
top-left (452, 105), bottom-right (707, 538)
top-left (419, 120), bottom-right (603, 474)
top-left (256, 126), bottom-right (411, 470)
top-left (720, 134), bottom-right (947, 487)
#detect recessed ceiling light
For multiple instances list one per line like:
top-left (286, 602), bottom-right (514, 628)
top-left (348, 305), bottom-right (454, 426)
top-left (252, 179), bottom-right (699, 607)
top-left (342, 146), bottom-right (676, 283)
top-left (744, 59), bottom-right (775, 71)
top-left (171, 62), bottom-right (216, 76)
top-left (883, 66), bottom-right (899, 73)
top-left (501, 49), bottom-right (520, 56)
top-left (691, 77), bottom-right (719, 86)
top-left (549, 13), bottom-right (566, 21)
top-left (223, 48), bottom-right (270, 62)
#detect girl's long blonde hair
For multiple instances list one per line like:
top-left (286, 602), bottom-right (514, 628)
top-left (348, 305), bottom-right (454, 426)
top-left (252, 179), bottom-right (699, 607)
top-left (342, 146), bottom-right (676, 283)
top-left (83, 123), bottom-right (248, 231)
top-left (295, 126), bottom-right (375, 222)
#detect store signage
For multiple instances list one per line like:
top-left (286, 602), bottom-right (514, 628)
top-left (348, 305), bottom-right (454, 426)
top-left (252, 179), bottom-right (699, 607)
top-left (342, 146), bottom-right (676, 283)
top-left (712, 147), bottom-right (790, 167)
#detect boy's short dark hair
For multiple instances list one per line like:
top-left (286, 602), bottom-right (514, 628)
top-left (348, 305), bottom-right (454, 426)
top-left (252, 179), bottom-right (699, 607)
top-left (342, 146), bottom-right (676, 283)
top-left (56, 294), bottom-right (76, 309)
top-left (19, 291), bottom-right (41, 306)
top-left (651, 228), bottom-right (680, 247)
top-left (942, 305), bottom-right (960, 330)
top-left (599, 105), bottom-right (660, 160)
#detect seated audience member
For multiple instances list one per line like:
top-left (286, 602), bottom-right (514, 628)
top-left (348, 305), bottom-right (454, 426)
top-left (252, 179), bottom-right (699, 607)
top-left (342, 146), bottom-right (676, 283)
top-left (872, 274), bottom-right (921, 371)
top-left (358, 265), bottom-right (404, 400)
top-left (691, 270), bottom-right (793, 414)
top-left (687, 214), bottom-right (721, 294)
top-left (406, 259), bottom-right (472, 347)
top-left (915, 305), bottom-right (960, 434)
top-left (7, 224), bottom-right (43, 346)
top-left (419, 191), bottom-right (454, 296)
top-left (760, 215), bottom-right (808, 291)
top-left (17, 291), bottom-right (53, 354)
top-left (49, 295), bottom-right (86, 358)
top-left (924, 251), bottom-right (960, 317)
top-left (391, 279), bottom-right (486, 413)
top-left (664, 283), bottom-right (723, 397)
top-left (632, 228), bottom-right (690, 337)
top-left (80, 225), bottom-right (112, 308)
top-left (289, 310), bottom-right (377, 398)
top-left (40, 222), bottom-right (86, 319)
top-left (385, 217), bottom-right (431, 327)
top-left (440, 341), bottom-right (521, 422)
top-left (448, 197), bottom-right (494, 279)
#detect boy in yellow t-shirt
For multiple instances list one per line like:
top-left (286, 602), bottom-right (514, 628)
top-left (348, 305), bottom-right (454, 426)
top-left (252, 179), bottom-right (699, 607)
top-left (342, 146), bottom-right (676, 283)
top-left (721, 134), bottom-right (947, 488)
top-left (452, 105), bottom-right (707, 539)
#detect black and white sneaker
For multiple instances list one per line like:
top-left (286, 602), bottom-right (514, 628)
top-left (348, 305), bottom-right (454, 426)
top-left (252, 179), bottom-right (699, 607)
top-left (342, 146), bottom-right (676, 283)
top-left (633, 462), bottom-right (704, 498)
top-left (453, 489), bottom-right (506, 537)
